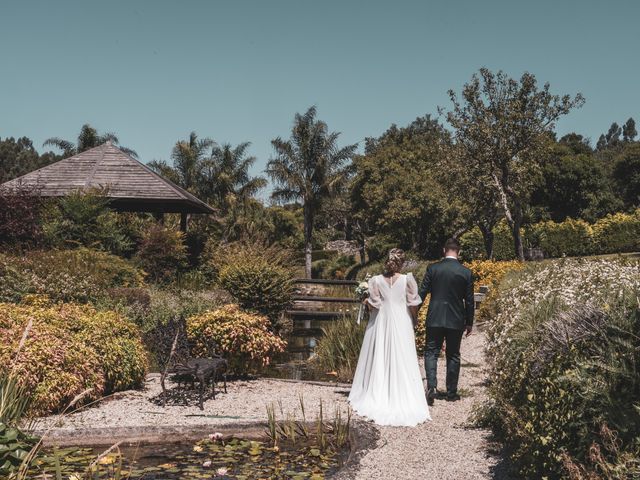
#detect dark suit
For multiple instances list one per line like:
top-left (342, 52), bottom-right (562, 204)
top-left (419, 257), bottom-right (474, 395)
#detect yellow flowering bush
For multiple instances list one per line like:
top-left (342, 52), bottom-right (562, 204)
top-left (0, 301), bottom-right (147, 415)
top-left (186, 304), bottom-right (287, 375)
top-left (465, 260), bottom-right (525, 289)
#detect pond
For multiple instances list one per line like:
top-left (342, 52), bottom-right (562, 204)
top-left (29, 436), bottom-right (349, 479)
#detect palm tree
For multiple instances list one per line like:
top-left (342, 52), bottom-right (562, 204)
top-left (266, 106), bottom-right (357, 278)
top-left (44, 124), bottom-right (138, 158)
top-left (167, 132), bottom-right (215, 193)
top-left (201, 142), bottom-right (267, 214)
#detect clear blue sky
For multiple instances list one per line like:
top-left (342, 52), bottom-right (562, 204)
top-left (2, 0), bottom-right (639, 186)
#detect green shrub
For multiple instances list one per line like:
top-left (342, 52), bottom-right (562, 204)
top-left (41, 188), bottom-right (136, 255)
top-left (528, 218), bottom-right (594, 258)
top-left (312, 315), bottom-right (366, 382)
top-left (365, 235), bottom-right (396, 262)
top-left (480, 258), bottom-right (640, 478)
top-left (592, 210), bottom-right (640, 254)
top-left (214, 244), bottom-right (295, 325)
top-left (186, 304), bottom-right (287, 375)
top-left (0, 249), bottom-right (138, 304)
top-left (459, 222), bottom-right (516, 261)
top-left (134, 224), bottom-right (188, 283)
top-left (0, 301), bottom-right (147, 415)
top-left (311, 254), bottom-right (357, 279)
top-left (0, 248), bottom-right (144, 304)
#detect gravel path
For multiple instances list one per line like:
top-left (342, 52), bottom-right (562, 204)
top-left (34, 331), bottom-right (508, 479)
top-left (352, 331), bottom-right (509, 480)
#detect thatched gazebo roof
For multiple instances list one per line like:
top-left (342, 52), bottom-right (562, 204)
top-left (1, 141), bottom-right (214, 216)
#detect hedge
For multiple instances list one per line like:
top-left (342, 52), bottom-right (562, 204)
top-left (461, 210), bottom-right (640, 261)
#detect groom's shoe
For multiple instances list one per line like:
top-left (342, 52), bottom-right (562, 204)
top-left (446, 392), bottom-right (461, 402)
top-left (426, 388), bottom-right (436, 406)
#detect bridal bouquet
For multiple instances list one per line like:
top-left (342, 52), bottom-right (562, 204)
top-left (354, 274), bottom-right (371, 324)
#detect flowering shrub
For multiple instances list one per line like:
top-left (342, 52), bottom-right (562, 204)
top-left (479, 258), bottom-right (640, 478)
top-left (186, 304), bottom-right (287, 375)
top-left (0, 248), bottom-right (144, 304)
top-left (134, 224), bottom-right (188, 283)
top-left (0, 301), bottom-right (147, 415)
top-left (465, 260), bottom-right (525, 289)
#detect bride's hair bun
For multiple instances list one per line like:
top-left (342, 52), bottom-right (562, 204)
top-left (384, 248), bottom-right (405, 275)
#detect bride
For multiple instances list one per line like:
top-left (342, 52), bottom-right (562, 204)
top-left (348, 248), bottom-right (431, 426)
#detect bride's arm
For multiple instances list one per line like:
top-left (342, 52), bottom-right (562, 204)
top-left (366, 276), bottom-right (382, 310)
top-left (406, 273), bottom-right (422, 326)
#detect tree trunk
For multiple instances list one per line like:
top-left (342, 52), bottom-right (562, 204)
top-left (479, 223), bottom-right (495, 259)
top-left (512, 208), bottom-right (525, 262)
top-left (359, 239), bottom-right (366, 266)
top-left (303, 207), bottom-right (314, 278)
top-left (491, 173), bottom-right (524, 261)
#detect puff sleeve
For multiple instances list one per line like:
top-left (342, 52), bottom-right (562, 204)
top-left (367, 276), bottom-right (383, 309)
top-left (406, 273), bottom-right (422, 306)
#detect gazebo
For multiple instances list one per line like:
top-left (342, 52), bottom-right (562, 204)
top-left (0, 141), bottom-right (214, 231)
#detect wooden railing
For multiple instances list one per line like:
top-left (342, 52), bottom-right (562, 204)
top-left (286, 278), bottom-right (490, 357)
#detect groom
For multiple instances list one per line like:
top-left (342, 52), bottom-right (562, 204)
top-left (419, 238), bottom-right (474, 405)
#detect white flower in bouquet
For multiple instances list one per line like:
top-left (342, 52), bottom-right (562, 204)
top-left (354, 274), bottom-right (371, 324)
top-left (355, 275), bottom-right (371, 301)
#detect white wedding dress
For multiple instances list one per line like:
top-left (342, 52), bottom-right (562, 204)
top-left (348, 273), bottom-right (431, 426)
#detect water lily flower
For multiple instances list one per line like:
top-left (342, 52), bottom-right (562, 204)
top-left (216, 467), bottom-right (229, 476)
top-left (203, 460), bottom-right (212, 467)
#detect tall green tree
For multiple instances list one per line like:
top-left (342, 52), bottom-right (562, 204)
top-left (613, 142), bottom-right (640, 208)
top-left (44, 124), bottom-right (137, 158)
top-left (446, 68), bottom-right (584, 260)
top-left (622, 118), bottom-right (637, 142)
top-left (351, 115), bottom-right (456, 258)
top-left (267, 106), bottom-right (357, 277)
top-left (0, 136), bottom-right (59, 183)
top-left (531, 141), bottom-right (620, 222)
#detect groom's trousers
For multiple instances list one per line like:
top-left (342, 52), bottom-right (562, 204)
top-left (424, 327), bottom-right (464, 394)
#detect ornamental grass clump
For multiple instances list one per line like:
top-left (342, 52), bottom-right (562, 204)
top-left (312, 315), bottom-right (366, 382)
top-left (478, 257), bottom-right (640, 479)
top-left (0, 301), bottom-right (147, 415)
top-left (186, 304), bottom-right (287, 375)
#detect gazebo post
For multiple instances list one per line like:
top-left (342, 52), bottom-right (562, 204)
top-left (180, 212), bottom-right (189, 232)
